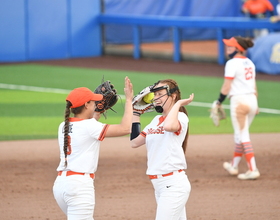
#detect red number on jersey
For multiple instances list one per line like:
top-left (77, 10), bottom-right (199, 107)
top-left (245, 67), bottom-right (253, 80)
top-left (67, 135), bottom-right (72, 155)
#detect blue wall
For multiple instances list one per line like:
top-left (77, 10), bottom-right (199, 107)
top-left (104, 0), bottom-right (279, 44)
top-left (0, 0), bottom-right (101, 62)
top-left (1, 0), bottom-right (279, 62)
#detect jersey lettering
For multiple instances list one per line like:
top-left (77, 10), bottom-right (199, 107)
top-left (245, 67), bottom-right (253, 80)
top-left (67, 135), bottom-right (72, 155)
top-left (147, 126), bottom-right (164, 134)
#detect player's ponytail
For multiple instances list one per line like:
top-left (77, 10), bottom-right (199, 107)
top-left (235, 36), bottom-right (254, 51)
top-left (159, 79), bottom-right (189, 153)
top-left (63, 101), bottom-right (72, 167)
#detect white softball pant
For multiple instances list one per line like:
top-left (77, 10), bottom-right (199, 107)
top-left (151, 171), bottom-right (191, 220)
top-left (53, 174), bottom-right (95, 220)
top-left (230, 94), bottom-right (258, 144)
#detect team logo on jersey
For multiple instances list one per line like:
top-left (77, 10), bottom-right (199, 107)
top-left (62, 124), bottom-right (73, 133)
top-left (270, 43), bottom-right (280, 64)
top-left (147, 126), bottom-right (164, 134)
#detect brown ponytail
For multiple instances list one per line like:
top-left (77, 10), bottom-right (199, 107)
top-left (234, 36), bottom-right (254, 51)
top-left (63, 101), bottom-right (86, 167)
top-left (63, 101), bottom-right (72, 167)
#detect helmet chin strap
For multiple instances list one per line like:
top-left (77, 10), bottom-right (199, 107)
top-left (154, 95), bottom-right (169, 113)
top-left (228, 50), bottom-right (238, 59)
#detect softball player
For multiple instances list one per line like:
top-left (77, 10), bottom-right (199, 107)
top-left (53, 77), bottom-right (133, 220)
top-left (131, 79), bottom-right (194, 220)
top-left (216, 36), bottom-right (260, 180)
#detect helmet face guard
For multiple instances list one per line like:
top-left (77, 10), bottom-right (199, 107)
top-left (150, 84), bottom-right (169, 93)
top-left (150, 81), bottom-right (179, 113)
top-left (150, 81), bottom-right (178, 96)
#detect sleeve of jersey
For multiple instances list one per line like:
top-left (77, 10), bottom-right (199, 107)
top-left (87, 118), bottom-right (109, 141)
top-left (98, 124), bottom-right (110, 141)
top-left (174, 122), bottom-right (182, 136)
top-left (224, 60), bottom-right (235, 80)
top-left (174, 113), bottom-right (188, 136)
top-left (140, 122), bottom-right (151, 138)
top-left (140, 131), bottom-right (146, 137)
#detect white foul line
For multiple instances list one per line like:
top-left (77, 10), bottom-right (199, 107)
top-left (0, 83), bottom-right (71, 94)
top-left (1, 83), bottom-right (280, 115)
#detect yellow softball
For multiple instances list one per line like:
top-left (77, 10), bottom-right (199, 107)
top-left (143, 93), bottom-right (154, 104)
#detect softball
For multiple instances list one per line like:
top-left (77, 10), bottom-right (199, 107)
top-left (143, 93), bottom-right (154, 104)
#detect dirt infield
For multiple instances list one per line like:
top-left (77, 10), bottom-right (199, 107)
top-left (0, 134), bottom-right (279, 220)
top-left (1, 56), bottom-right (279, 219)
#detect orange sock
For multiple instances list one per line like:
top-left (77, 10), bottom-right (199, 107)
top-left (232, 143), bottom-right (243, 168)
top-left (243, 142), bottom-right (257, 171)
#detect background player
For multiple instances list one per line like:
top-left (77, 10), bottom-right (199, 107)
top-left (241, 0), bottom-right (275, 37)
top-left (130, 79), bottom-right (194, 220)
top-left (242, 0), bottom-right (274, 18)
top-left (215, 36), bottom-right (260, 180)
top-left (53, 77), bottom-right (133, 219)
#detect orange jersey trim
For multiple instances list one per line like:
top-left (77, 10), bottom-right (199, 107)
top-left (157, 116), bottom-right (166, 126)
top-left (69, 117), bottom-right (85, 122)
top-left (98, 124), bottom-right (110, 141)
top-left (234, 55), bottom-right (247, 59)
top-left (225, 76), bottom-right (234, 80)
top-left (140, 131), bottom-right (146, 137)
top-left (174, 121), bottom-right (182, 136)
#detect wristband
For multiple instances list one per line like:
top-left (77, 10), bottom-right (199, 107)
top-left (133, 111), bottom-right (141, 117)
top-left (218, 93), bottom-right (227, 104)
top-left (130, 122), bottom-right (141, 140)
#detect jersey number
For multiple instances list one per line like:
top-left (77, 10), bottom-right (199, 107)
top-left (67, 135), bottom-right (72, 155)
top-left (245, 67), bottom-right (253, 80)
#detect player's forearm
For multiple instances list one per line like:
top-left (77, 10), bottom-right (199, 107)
top-left (220, 79), bottom-right (232, 96)
top-left (132, 112), bottom-right (141, 123)
top-left (164, 102), bottom-right (181, 132)
top-left (107, 99), bottom-right (132, 136)
top-left (119, 99), bottom-right (133, 133)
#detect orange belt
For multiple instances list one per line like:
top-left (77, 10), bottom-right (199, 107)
top-left (148, 169), bottom-right (183, 179)
top-left (58, 171), bottom-right (95, 179)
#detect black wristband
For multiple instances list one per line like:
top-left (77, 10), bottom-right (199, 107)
top-left (130, 122), bottom-right (141, 140)
top-left (133, 111), bottom-right (141, 117)
top-left (218, 93), bottom-right (227, 104)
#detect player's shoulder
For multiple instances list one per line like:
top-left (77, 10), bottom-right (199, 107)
top-left (225, 58), bottom-right (238, 68)
top-left (226, 57), bottom-right (249, 66)
top-left (225, 59), bottom-right (239, 69)
top-left (178, 112), bottom-right (189, 123)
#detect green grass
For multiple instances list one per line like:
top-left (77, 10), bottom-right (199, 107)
top-left (0, 64), bottom-right (279, 141)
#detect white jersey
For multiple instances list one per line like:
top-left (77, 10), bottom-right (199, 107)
top-left (141, 112), bottom-right (188, 175)
top-left (224, 56), bottom-right (256, 97)
top-left (56, 117), bottom-right (109, 173)
top-left (277, 4), bottom-right (280, 16)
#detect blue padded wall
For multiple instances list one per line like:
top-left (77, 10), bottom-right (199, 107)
top-left (70, 0), bottom-right (101, 57)
top-left (0, 0), bottom-right (101, 62)
top-left (0, 0), bottom-right (26, 61)
top-left (27, 0), bottom-right (68, 60)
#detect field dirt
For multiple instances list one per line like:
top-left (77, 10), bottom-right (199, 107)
top-left (1, 51), bottom-right (280, 219)
top-left (0, 134), bottom-right (279, 220)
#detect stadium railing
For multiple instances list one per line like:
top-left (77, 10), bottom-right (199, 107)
top-left (98, 14), bottom-right (280, 64)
